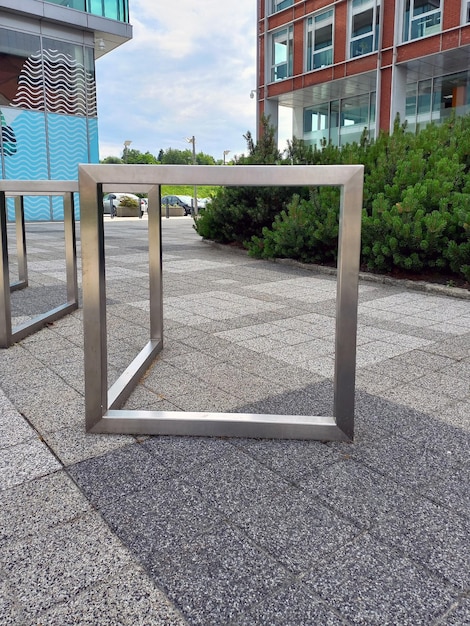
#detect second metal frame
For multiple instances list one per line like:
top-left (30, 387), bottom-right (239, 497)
top-left (79, 164), bottom-right (363, 441)
top-left (0, 181), bottom-right (79, 348)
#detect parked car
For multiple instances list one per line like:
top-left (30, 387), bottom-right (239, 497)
top-left (197, 197), bottom-right (210, 210)
top-left (103, 192), bottom-right (140, 214)
top-left (161, 195), bottom-right (193, 216)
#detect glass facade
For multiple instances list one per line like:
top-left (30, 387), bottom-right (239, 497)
top-left (303, 92), bottom-right (376, 147)
top-left (405, 70), bottom-right (470, 132)
top-left (44, 0), bottom-right (129, 22)
top-left (0, 27), bottom-right (97, 220)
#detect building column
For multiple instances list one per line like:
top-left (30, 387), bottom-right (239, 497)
top-left (292, 106), bottom-right (303, 140)
top-left (390, 64), bottom-right (407, 130)
top-left (264, 98), bottom-right (279, 142)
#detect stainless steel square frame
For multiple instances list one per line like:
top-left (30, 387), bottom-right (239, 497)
top-left (0, 181), bottom-right (79, 348)
top-left (79, 164), bottom-right (363, 441)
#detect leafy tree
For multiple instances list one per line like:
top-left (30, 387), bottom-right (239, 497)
top-left (100, 156), bottom-right (122, 164)
top-left (158, 147), bottom-right (216, 165)
top-left (102, 147), bottom-right (217, 166)
top-left (196, 152), bottom-right (216, 165)
top-left (159, 148), bottom-right (193, 164)
top-left (121, 149), bottom-right (158, 164)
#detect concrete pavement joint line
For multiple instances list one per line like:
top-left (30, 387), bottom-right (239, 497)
top-left (1, 218), bottom-right (469, 624)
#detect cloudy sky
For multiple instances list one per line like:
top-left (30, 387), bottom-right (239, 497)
top-left (95, 0), bottom-right (261, 162)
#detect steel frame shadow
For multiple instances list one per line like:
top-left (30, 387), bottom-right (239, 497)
top-left (0, 181), bottom-right (79, 348)
top-left (79, 164), bottom-right (363, 441)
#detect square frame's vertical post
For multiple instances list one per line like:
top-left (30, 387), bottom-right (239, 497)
top-left (81, 177), bottom-right (108, 428)
top-left (12, 196), bottom-right (28, 291)
top-left (64, 191), bottom-right (78, 305)
top-left (80, 164), bottom-right (363, 441)
top-left (0, 191), bottom-right (12, 348)
top-left (148, 184), bottom-right (163, 344)
top-left (334, 168), bottom-right (364, 438)
top-left (106, 184), bottom-right (164, 411)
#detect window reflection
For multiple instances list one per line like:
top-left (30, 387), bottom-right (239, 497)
top-left (303, 92), bottom-right (376, 147)
top-left (43, 0), bottom-right (129, 22)
top-left (406, 71), bottom-right (470, 129)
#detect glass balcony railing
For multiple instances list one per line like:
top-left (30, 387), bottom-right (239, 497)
top-left (44, 0), bottom-right (129, 23)
top-left (410, 12), bottom-right (440, 40)
top-left (312, 49), bottom-right (332, 70)
top-left (350, 34), bottom-right (374, 58)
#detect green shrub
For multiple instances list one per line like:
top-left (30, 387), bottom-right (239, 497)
top-left (194, 185), bottom-right (309, 244)
top-left (248, 189), bottom-right (340, 263)
top-left (195, 113), bottom-right (470, 283)
top-left (194, 114), bottom-right (310, 244)
top-left (119, 195), bottom-right (139, 208)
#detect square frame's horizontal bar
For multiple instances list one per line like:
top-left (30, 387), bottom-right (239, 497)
top-left (79, 164), bottom-right (363, 441)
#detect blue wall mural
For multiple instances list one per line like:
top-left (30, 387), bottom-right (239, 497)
top-left (0, 33), bottom-right (98, 221)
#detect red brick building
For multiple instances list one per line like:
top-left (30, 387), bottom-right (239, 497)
top-left (256, 0), bottom-right (470, 146)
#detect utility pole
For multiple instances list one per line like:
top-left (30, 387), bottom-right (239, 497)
top-left (186, 135), bottom-right (197, 215)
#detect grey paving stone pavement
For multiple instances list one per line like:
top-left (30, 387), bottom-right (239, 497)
top-left (1, 217), bottom-right (469, 624)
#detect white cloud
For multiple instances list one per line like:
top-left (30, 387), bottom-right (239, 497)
top-left (96, 0), bottom-right (258, 161)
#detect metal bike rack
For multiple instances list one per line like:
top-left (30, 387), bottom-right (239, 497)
top-left (9, 197), bottom-right (28, 293)
top-left (79, 164), bottom-right (363, 441)
top-left (0, 181), bottom-right (79, 348)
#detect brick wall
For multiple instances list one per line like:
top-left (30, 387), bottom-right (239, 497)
top-left (334, 1), bottom-right (347, 64)
top-left (258, 0), bottom-right (469, 138)
top-left (443, 0), bottom-right (463, 30)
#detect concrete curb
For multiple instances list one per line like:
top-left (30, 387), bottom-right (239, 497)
top-left (202, 239), bottom-right (470, 300)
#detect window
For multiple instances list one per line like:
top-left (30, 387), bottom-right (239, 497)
top-left (340, 93), bottom-right (374, 144)
top-left (270, 27), bottom-right (293, 82)
top-left (403, 0), bottom-right (441, 42)
top-left (44, 0), bottom-right (86, 9)
top-left (0, 29), bottom-right (41, 106)
top-left (466, 1), bottom-right (470, 22)
top-left (406, 71), bottom-right (470, 130)
top-left (349, 0), bottom-right (380, 58)
top-left (306, 10), bottom-right (334, 71)
top-left (88, 0), bottom-right (129, 21)
top-left (43, 0), bottom-right (129, 22)
top-left (270, 0), bottom-right (293, 14)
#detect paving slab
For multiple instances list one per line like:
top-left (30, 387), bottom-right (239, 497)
top-left (0, 217), bottom-right (469, 625)
top-left (302, 534), bottom-right (460, 625)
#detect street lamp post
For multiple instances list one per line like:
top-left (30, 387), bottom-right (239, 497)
top-left (186, 135), bottom-right (197, 215)
top-left (223, 149), bottom-right (231, 165)
top-left (123, 139), bottom-right (132, 163)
